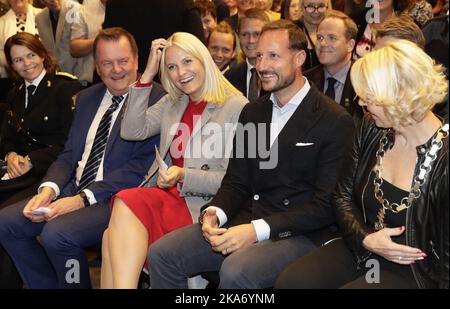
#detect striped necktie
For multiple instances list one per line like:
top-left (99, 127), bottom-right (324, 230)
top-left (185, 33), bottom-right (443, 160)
top-left (77, 95), bottom-right (123, 192)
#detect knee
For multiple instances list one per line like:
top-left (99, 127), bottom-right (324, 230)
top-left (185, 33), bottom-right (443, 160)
top-left (219, 258), bottom-right (254, 289)
top-left (0, 202), bottom-right (28, 238)
top-left (40, 223), bottom-right (71, 252)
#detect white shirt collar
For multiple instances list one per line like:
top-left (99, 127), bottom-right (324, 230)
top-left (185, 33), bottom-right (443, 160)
top-left (25, 69), bottom-right (47, 89)
top-left (270, 77), bottom-right (311, 111)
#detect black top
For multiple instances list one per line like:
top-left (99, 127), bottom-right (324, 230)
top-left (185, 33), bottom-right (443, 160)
top-left (364, 170), bottom-right (408, 245)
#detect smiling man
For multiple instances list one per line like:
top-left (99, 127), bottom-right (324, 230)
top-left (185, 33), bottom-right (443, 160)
top-left (0, 28), bottom-right (164, 289)
top-left (224, 8), bottom-right (269, 101)
top-left (305, 10), bottom-right (364, 121)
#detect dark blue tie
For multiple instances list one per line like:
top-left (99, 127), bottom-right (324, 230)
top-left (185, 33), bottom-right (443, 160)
top-left (77, 95), bottom-right (123, 192)
top-left (325, 77), bottom-right (337, 101)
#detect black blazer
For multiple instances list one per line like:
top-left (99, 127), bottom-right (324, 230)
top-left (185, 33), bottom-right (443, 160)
top-left (0, 73), bottom-right (83, 176)
top-left (224, 62), bottom-right (268, 101)
top-left (103, 0), bottom-right (205, 73)
top-left (304, 64), bottom-right (364, 121)
top-left (208, 84), bottom-right (355, 244)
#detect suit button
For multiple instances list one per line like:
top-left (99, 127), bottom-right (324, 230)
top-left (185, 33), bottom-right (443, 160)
top-left (253, 194), bottom-right (259, 201)
top-left (44, 116), bottom-right (48, 121)
top-left (283, 198), bottom-right (290, 206)
top-left (20, 118), bottom-right (24, 123)
top-left (201, 164), bottom-right (210, 171)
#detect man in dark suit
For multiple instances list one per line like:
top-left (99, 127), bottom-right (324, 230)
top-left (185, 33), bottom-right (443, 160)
top-left (305, 10), bottom-right (364, 121)
top-left (103, 0), bottom-right (205, 73)
top-left (224, 8), bottom-right (269, 101)
top-left (0, 28), bottom-right (164, 288)
top-left (148, 20), bottom-right (355, 289)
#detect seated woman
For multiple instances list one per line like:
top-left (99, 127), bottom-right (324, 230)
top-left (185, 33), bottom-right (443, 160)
top-left (100, 32), bottom-right (248, 288)
top-left (0, 32), bottom-right (83, 207)
top-left (275, 40), bottom-right (448, 289)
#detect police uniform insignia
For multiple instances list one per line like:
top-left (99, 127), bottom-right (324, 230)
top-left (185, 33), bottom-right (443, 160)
top-left (47, 80), bottom-right (52, 87)
top-left (56, 71), bottom-right (78, 80)
top-left (71, 95), bottom-right (77, 111)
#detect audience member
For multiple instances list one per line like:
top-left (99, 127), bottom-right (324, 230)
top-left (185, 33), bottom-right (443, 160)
top-left (100, 31), bottom-right (247, 289)
top-left (0, 27), bottom-right (163, 288)
top-left (276, 40), bottom-right (448, 289)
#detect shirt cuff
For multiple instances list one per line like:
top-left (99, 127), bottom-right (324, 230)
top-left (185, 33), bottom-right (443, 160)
top-left (135, 79), bottom-right (153, 88)
top-left (82, 189), bottom-right (97, 206)
top-left (206, 206), bottom-right (228, 227)
top-left (38, 182), bottom-right (60, 200)
top-left (251, 219), bottom-right (271, 242)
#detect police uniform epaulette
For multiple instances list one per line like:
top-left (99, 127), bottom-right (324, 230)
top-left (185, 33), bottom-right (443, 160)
top-left (55, 71), bottom-right (78, 80)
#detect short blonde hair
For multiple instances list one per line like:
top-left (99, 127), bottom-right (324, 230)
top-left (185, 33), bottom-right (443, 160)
top-left (160, 32), bottom-right (241, 105)
top-left (350, 40), bottom-right (448, 128)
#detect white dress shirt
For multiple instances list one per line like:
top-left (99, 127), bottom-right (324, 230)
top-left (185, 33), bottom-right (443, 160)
top-left (39, 91), bottom-right (127, 205)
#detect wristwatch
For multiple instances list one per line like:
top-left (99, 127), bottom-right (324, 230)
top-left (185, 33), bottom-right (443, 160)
top-left (79, 191), bottom-right (91, 207)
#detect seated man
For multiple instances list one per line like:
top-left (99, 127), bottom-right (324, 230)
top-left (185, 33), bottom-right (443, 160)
top-left (305, 10), bottom-right (364, 122)
top-left (207, 20), bottom-right (237, 74)
top-left (0, 27), bottom-right (164, 289)
top-left (148, 20), bottom-right (355, 289)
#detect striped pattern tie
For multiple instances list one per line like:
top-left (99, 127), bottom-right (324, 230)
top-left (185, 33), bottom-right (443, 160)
top-left (77, 95), bottom-right (123, 192)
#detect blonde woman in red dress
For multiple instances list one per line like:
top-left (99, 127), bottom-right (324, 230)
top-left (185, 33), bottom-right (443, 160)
top-left (100, 32), bottom-right (248, 288)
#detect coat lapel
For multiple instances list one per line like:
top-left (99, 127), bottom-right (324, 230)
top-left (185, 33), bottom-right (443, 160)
top-left (160, 95), bottom-right (189, 158)
top-left (274, 85), bottom-right (323, 148)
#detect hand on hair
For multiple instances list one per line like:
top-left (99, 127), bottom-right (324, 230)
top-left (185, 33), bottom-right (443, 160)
top-left (141, 38), bottom-right (167, 83)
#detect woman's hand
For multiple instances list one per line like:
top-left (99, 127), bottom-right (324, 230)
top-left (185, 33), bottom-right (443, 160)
top-left (156, 166), bottom-right (185, 189)
top-left (140, 38), bottom-right (167, 83)
top-left (362, 226), bottom-right (427, 264)
top-left (6, 152), bottom-right (33, 178)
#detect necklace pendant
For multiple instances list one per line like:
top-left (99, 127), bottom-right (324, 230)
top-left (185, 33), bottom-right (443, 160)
top-left (374, 207), bottom-right (386, 231)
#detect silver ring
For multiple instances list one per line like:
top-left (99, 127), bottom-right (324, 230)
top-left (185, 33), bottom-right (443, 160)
top-left (398, 256), bottom-right (402, 260)
top-left (224, 248), bottom-right (228, 254)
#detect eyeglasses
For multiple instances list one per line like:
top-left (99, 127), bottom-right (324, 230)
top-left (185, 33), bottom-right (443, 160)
top-left (304, 4), bottom-right (328, 13)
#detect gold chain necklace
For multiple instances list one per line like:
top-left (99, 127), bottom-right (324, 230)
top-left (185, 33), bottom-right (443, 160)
top-left (373, 124), bottom-right (449, 231)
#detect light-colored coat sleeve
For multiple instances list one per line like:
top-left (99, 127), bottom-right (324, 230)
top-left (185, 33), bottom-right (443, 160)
top-left (121, 84), bottom-right (169, 141)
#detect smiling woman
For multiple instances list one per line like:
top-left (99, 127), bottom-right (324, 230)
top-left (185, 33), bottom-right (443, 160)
top-left (100, 32), bottom-right (248, 289)
top-left (0, 32), bottom-right (83, 208)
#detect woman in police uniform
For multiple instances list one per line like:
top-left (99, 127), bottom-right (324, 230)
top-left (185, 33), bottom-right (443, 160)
top-left (0, 32), bottom-right (83, 208)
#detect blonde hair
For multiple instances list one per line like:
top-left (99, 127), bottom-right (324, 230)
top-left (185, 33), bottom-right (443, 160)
top-left (160, 32), bottom-right (242, 105)
top-left (350, 40), bottom-right (448, 128)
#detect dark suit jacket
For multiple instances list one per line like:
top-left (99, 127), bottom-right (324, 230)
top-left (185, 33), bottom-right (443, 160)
top-left (208, 84), bottom-right (355, 244)
top-left (0, 73), bottom-right (84, 176)
top-left (224, 62), bottom-right (267, 101)
top-left (42, 83), bottom-right (165, 203)
top-left (103, 0), bottom-right (205, 73)
top-left (304, 64), bottom-right (364, 121)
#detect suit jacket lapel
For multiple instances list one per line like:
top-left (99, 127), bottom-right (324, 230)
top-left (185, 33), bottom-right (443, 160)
top-left (14, 84), bottom-right (26, 116)
top-left (274, 85), bottom-right (323, 147)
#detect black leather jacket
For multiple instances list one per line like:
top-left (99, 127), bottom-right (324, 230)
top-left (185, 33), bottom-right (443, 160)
top-left (333, 115), bottom-right (449, 289)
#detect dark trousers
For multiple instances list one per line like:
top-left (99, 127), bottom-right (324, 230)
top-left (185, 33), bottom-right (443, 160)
top-left (149, 223), bottom-right (317, 289)
top-left (275, 238), bottom-right (418, 289)
top-left (0, 198), bottom-right (111, 288)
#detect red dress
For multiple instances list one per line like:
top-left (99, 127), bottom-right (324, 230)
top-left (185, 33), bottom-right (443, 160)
top-left (112, 100), bottom-right (207, 267)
